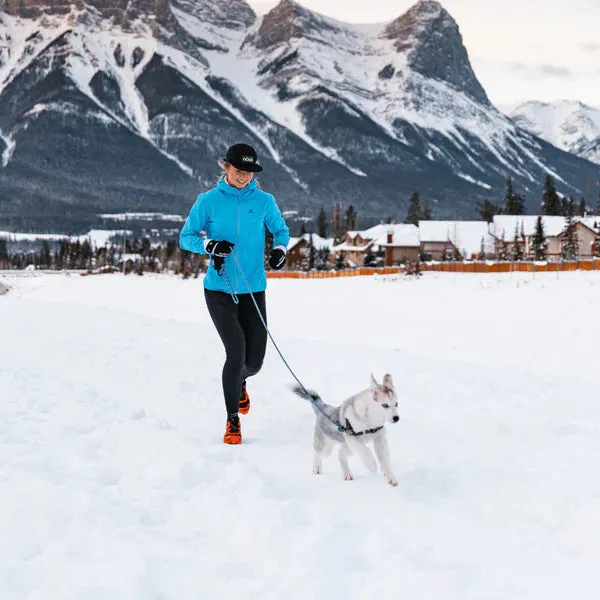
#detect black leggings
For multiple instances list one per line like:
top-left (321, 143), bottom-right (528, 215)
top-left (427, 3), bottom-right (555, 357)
top-left (204, 289), bottom-right (268, 415)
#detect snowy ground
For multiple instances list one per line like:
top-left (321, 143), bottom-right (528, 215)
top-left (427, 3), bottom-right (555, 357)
top-left (1, 270), bottom-right (599, 599)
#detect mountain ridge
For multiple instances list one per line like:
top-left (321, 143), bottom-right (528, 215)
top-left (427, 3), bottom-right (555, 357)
top-left (0, 0), bottom-right (598, 233)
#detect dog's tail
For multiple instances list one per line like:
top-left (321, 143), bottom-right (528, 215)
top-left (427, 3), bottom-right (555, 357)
top-left (290, 384), bottom-right (327, 416)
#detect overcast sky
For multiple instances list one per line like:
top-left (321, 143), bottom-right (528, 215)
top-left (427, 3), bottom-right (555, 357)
top-left (250, 0), bottom-right (600, 110)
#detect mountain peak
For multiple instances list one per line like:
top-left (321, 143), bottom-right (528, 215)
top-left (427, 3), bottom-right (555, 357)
top-left (382, 0), bottom-right (489, 106)
top-left (245, 0), bottom-right (345, 51)
top-left (0, 0), bottom-right (173, 25)
top-left (170, 0), bottom-right (256, 32)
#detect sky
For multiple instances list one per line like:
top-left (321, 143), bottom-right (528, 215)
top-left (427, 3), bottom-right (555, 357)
top-left (250, 0), bottom-right (600, 111)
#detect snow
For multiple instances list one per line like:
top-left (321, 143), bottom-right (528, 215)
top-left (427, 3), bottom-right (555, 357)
top-left (510, 100), bottom-right (600, 163)
top-left (419, 220), bottom-right (495, 256)
top-left (287, 233), bottom-right (334, 251)
top-left (363, 223), bottom-right (420, 247)
top-left (491, 215), bottom-right (568, 240)
top-left (0, 229), bottom-right (130, 246)
top-left (1, 271), bottom-right (600, 599)
top-left (0, 127), bottom-right (15, 167)
top-left (99, 212), bottom-right (185, 222)
top-left (457, 172), bottom-right (492, 189)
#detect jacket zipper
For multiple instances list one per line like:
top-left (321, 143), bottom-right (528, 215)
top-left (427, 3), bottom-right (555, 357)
top-left (236, 195), bottom-right (241, 292)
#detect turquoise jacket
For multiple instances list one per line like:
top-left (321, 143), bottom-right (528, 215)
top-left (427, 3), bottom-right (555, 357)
top-left (179, 178), bottom-right (290, 293)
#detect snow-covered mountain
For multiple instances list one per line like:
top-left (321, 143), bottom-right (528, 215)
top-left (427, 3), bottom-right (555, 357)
top-left (509, 100), bottom-right (600, 165)
top-left (0, 0), bottom-right (598, 232)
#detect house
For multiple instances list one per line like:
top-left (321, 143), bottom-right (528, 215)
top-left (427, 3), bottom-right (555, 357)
top-left (560, 220), bottom-right (600, 258)
top-left (286, 234), bottom-right (334, 268)
top-left (419, 221), bottom-right (494, 260)
top-left (361, 223), bottom-right (420, 266)
top-left (332, 231), bottom-right (374, 267)
top-left (490, 215), bottom-right (599, 260)
top-left (0, 280), bottom-right (8, 295)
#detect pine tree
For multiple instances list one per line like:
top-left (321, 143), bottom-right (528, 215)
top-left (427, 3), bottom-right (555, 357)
top-left (478, 236), bottom-right (486, 260)
top-left (512, 222), bottom-right (524, 261)
top-left (532, 216), bottom-right (548, 260)
top-left (335, 252), bottom-right (345, 270)
top-left (40, 240), bottom-right (51, 268)
top-left (561, 197), bottom-right (579, 260)
top-left (316, 207), bottom-right (327, 238)
top-left (405, 192), bottom-right (421, 226)
top-left (503, 176), bottom-right (525, 215)
top-left (0, 238), bottom-right (8, 268)
top-left (596, 194), bottom-right (600, 216)
top-left (307, 234), bottom-right (316, 271)
top-left (478, 199), bottom-right (501, 222)
top-left (560, 195), bottom-right (569, 217)
top-left (541, 175), bottom-right (561, 215)
top-left (420, 200), bottom-right (432, 220)
top-left (578, 197), bottom-right (587, 217)
top-left (300, 222), bottom-right (307, 236)
top-left (363, 245), bottom-right (375, 266)
top-left (332, 201), bottom-right (343, 243)
top-left (344, 205), bottom-right (357, 232)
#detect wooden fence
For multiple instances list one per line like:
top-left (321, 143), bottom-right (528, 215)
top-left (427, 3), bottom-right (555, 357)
top-left (266, 260), bottom-right (600, 279)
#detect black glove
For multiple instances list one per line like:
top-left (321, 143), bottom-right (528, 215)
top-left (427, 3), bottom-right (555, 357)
top-left (205, 239), bottom-right (234, 257)
top-left (269, 247), bottom-right (286, 270)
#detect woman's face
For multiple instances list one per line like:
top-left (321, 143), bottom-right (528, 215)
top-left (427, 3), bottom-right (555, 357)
top-left (225, 164), bottom-right (254, 189)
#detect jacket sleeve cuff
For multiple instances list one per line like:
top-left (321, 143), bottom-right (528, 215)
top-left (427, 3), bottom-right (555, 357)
top-left (273, 245), bottom-right (287, 253)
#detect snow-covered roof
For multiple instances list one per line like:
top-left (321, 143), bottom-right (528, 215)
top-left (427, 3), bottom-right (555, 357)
top-left (419, 221), bottom-right (494, 256)
top-left (577, 217), bottom-right (600, 232)
top-left (288, 234), bottom-right (334, 251)
top-left (362, 223), bottom-right (420, 247)
top-left (332, 241), bottom-right (373, 252)
top-left (491, 216), bottom-right (567, 240)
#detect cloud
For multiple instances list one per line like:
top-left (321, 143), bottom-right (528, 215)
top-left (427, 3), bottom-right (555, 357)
top-left (538, 65), bottom-right (571, 77)
top-left (581, 41), bottom-right (600, 51)
top-left (504, 62), bottom-right (571, 78)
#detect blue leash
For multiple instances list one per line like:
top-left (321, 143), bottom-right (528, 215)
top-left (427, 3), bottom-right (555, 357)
top-left (218, 253), bottom-right (345, 433)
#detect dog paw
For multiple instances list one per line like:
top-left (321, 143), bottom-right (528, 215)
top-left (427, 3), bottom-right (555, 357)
top-left (385, 474), bottom-right (398, 487)
top-left (313, 466), bottom-right (321, 475)
top-left (343, 473), bottom-right (353, 481)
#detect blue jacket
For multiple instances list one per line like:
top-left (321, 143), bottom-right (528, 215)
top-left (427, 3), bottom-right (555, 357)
top-left (179, 178), bottom-right (290, 294)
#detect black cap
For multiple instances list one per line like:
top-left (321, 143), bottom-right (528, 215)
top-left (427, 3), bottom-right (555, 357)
top-left (223, 143), bottom-right (263, 172)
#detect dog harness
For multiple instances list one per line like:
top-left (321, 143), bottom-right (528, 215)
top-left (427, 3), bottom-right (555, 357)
top-left (344, 420), bottom-right (384, 437)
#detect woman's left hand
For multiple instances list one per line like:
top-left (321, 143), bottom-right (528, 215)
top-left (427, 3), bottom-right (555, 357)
top-left (269, 247), bottom-right (286, 270)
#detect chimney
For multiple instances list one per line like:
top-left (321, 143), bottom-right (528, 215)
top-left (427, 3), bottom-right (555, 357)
top-left (386, 229), bottom-right (393, 266)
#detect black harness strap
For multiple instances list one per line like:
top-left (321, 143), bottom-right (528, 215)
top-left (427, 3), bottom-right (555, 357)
top-left (344, 419), bottom-right (384, 437)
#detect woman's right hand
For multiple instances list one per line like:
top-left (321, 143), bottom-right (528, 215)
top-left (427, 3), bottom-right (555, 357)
top-left (205, 240), bottom-right (235, 257)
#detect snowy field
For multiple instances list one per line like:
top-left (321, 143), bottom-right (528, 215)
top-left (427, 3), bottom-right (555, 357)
top-left (1, 270), bottom-right (599, 599)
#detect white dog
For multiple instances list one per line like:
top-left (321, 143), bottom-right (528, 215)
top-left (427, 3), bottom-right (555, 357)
top-left (292, 374), bottom-right (400, 486)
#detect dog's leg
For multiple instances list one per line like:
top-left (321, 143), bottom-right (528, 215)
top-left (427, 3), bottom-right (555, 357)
top-left (373, 433), bottom-right (398, 487)
top-left (344, 435), bottom-right (377, 474)
top-left (339, 443), bottom-right (353, 480)
top-left (313, 427), bottom-right (332, 474)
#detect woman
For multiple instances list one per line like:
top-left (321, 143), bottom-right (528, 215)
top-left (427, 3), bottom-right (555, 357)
top-left (179, 143), bottom-right (290, 444)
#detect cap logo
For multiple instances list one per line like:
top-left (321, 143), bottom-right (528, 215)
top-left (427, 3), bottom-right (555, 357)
top-left (242, 155), bottom-right (254, 163)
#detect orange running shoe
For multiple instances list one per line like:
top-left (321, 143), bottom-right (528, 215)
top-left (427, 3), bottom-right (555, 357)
top-left (239, 381), bottom-right (250, 415)
top-left (224, 414), bottom-right (242, 444)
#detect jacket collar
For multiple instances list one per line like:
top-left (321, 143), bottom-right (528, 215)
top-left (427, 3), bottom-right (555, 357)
top-left (217, 176), bottom-right (257, 197)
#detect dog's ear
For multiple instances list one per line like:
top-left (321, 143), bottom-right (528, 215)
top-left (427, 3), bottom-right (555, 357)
top-left (370, 373), bottom-right (380, 391)
top-left (383, 373), bottom-right (393, 389)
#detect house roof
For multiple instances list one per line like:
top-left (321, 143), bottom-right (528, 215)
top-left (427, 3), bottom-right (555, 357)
top-left (419, 220), bottom-right (494, 256)
top-left (288, 234), bottom-right (334, 251)
top-left (491, 215), bottom-right (567, 240)
top-left (362, 223), bottom-right (420, 248)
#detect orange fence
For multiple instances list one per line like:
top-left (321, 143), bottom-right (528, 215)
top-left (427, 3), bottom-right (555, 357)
top-left (267, 261), bottom-right (600, 279)
top-left (419, 260), bottom-right (600, 273)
